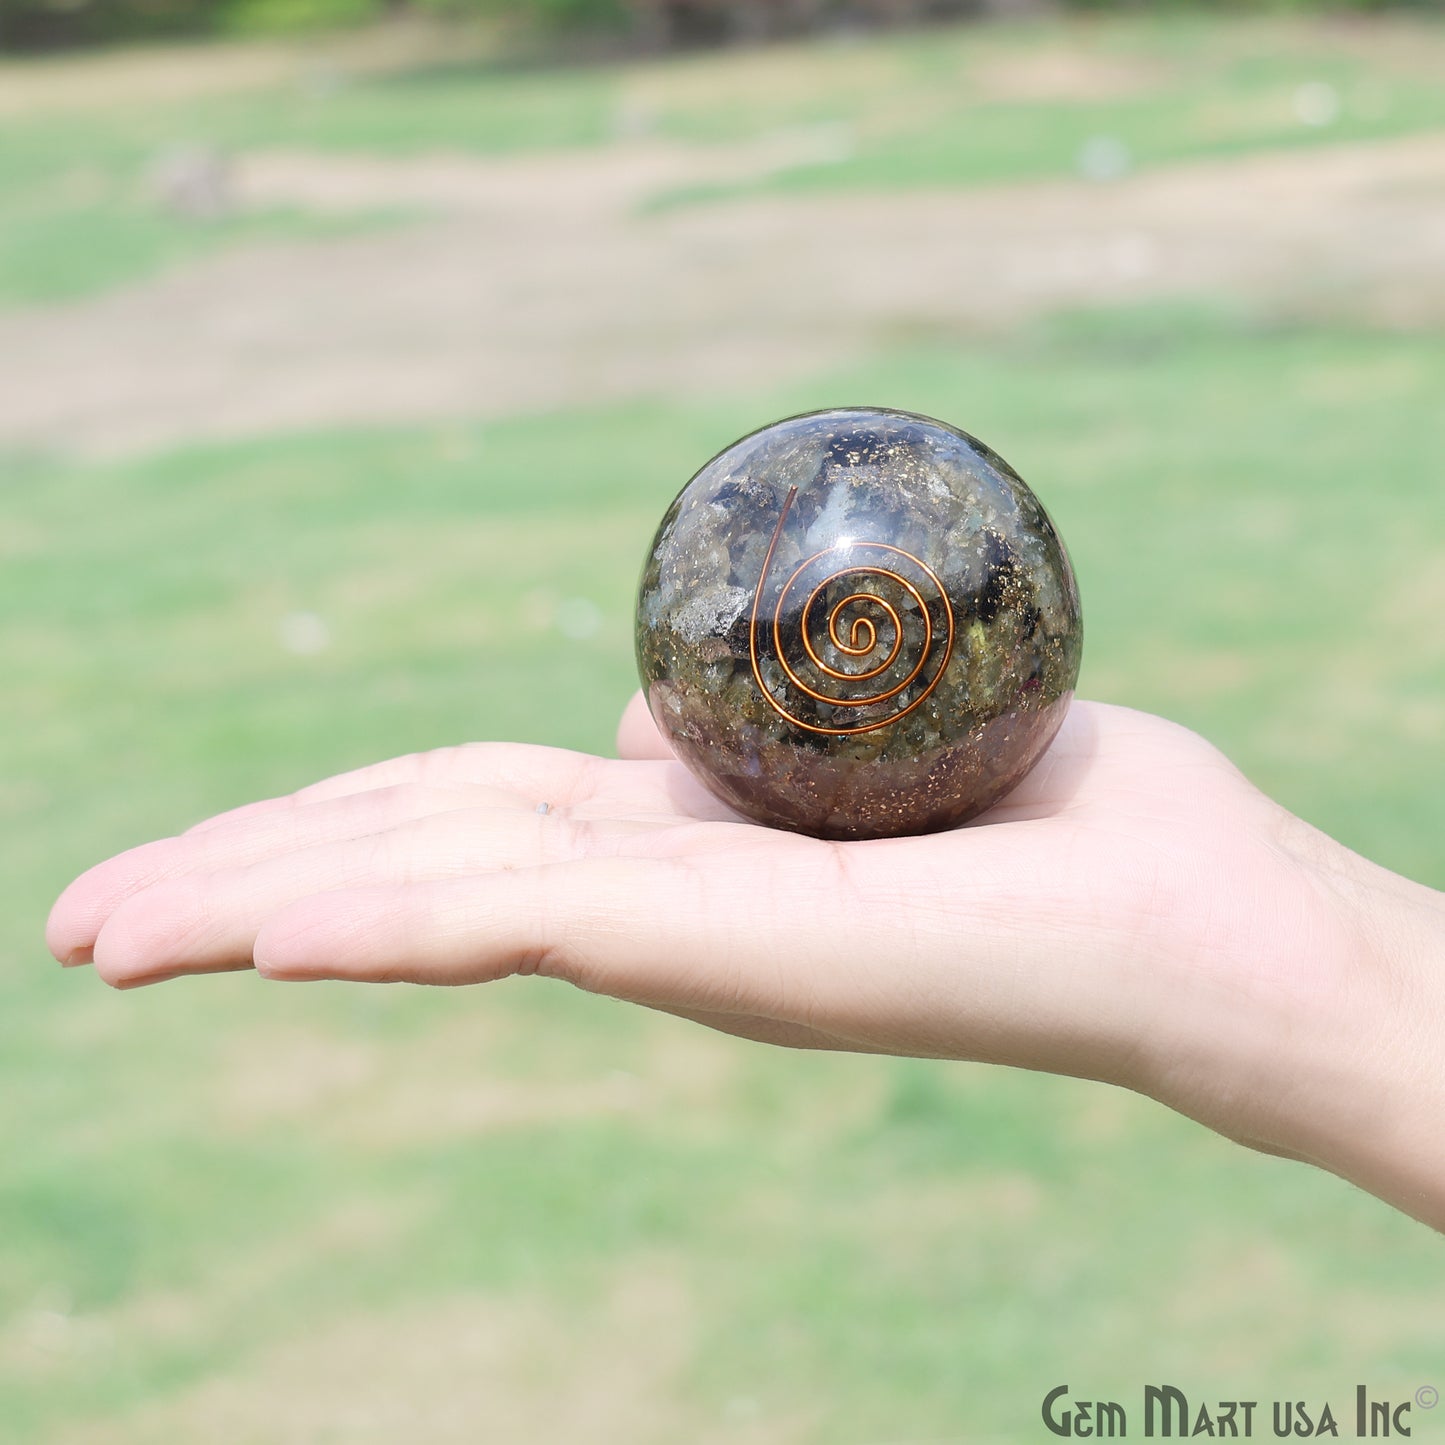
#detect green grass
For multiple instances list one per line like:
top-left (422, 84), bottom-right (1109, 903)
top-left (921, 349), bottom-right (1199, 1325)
top-left (0, 101), bottom-right (418, 304)
top-left (0, 194), bottom-right (411, 307)
top-left (3, 301), bottom-right (1444, 1440)
top-left (641, 17), bottom-right (1445, 206)
top-left (4, 11), bottom-right (1445, 302)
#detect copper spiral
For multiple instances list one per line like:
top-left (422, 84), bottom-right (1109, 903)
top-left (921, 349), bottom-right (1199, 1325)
top-left (749, 486), bottom-right (954, 736)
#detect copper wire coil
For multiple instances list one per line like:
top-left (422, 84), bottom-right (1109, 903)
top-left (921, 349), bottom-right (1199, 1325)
top-left (750, 487), bottom-right (955, 736)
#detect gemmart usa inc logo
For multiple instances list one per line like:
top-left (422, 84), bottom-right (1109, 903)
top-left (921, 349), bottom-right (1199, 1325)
top-left (1041, 1384), bottom-right (1438, 1437)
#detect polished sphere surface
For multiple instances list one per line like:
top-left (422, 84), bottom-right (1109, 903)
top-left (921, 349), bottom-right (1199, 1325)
top-left (635, 407), bottom-right (1083, 839)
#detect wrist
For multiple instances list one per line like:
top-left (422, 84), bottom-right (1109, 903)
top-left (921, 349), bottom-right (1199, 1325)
top-left (1276, 830), bottom-right (1445, 1230)
top-left (1134, 801), bottom-right (1445, 1231)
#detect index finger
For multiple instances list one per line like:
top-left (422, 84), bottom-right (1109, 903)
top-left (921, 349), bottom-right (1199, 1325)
top-left (186, 742), bottom-right (610, 835)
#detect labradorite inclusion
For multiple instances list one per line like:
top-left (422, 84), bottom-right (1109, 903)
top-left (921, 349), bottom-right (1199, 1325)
top-left (634, 407), bottom-right (1083, 840)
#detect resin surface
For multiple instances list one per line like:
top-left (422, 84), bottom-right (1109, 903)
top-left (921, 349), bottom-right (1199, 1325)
top-left (635, 407), bottom-right (1083, 839)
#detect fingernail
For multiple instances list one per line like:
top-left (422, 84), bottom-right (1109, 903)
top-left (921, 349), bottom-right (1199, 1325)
top-left (254, 957), bottom-right (303, 982)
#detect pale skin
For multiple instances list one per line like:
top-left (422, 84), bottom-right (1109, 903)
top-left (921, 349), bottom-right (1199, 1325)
top-left (46, 693), bottom-right (1445, 1231)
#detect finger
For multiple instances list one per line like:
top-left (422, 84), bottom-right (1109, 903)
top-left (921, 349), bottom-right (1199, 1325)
top-left (250, 826), bottom-right (1155, 1085)
top-left (90, 808), bottom-right (654, 988)
top-left (47, 782), bottom-right (532, 965)
top-left (187, 742), bottom-right (608, 834)
top-left (617, 691), bottom-right (674, 761)
top-left (49, 743), bottom-right (737, 967)
top-left (251, 852), bottom-right (744, 993)
top-left (251, 839), bottom-right (857, 1026)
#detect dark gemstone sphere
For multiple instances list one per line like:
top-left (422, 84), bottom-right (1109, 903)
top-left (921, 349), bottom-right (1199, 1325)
top-left (634, 407), bottom-right (1083, 840)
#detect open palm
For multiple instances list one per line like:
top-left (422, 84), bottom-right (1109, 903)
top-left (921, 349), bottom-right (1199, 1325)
top-left (49, 694), bottom-right (1387, 1171)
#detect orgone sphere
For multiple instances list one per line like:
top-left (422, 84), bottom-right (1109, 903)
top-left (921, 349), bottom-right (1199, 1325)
top-left (634, 407), bottom-right (1083, 840)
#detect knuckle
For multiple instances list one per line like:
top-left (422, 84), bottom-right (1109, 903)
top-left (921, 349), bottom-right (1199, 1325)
top-left (531, 939), bottom-right (594, 991)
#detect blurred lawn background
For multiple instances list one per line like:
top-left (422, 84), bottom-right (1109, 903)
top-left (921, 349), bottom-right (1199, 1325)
top-left (3, 6), bottom-right (1445, 1443)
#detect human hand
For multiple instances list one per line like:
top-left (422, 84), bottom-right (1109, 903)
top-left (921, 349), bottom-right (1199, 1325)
top-left (46, 695), bottom-right (1445, 1228)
